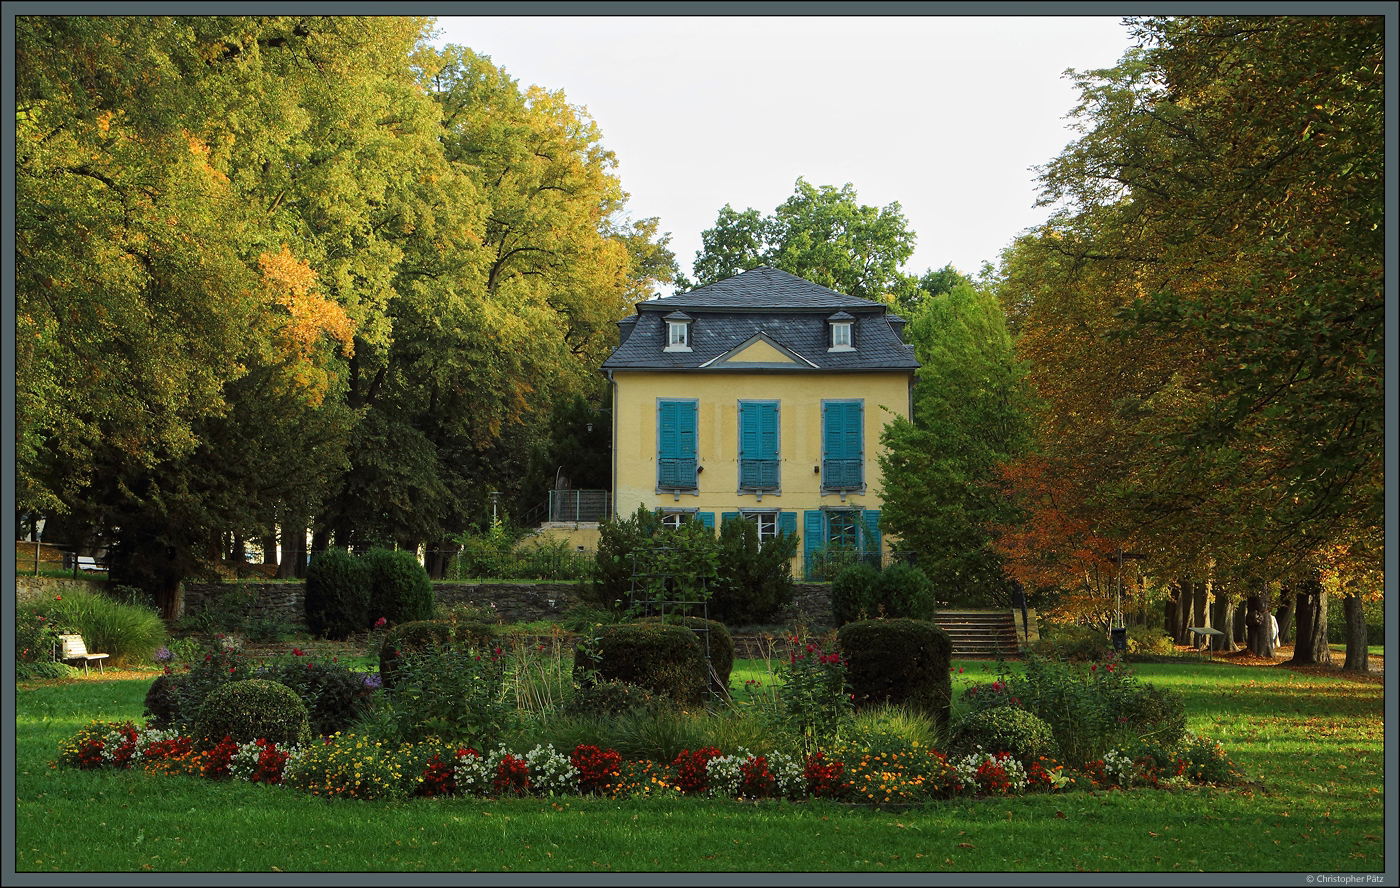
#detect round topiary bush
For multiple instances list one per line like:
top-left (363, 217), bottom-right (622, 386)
top-left (564, 680), bottom-right (657, 719)
top-left (830, 562), bottom-right (881, 626)
top-left (191, 679), bottom-right (311, 750)
top-left (362, 547), bottom-right (435, 626)
top-left (305, 547), bottom-right (371, 640)
top-left (574, 623), bottom-right (706, 705)
top-left (949, 706), bottom-right (1058, 761)
top-left (872, 562), bottom-right (937, 621)
top-left (837, 618), bottom-right (953, 735)
top-left (638, 614), bottom-right (734, 700)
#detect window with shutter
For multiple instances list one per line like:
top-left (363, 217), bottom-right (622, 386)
top-left (657, 400), bottom-right (698, 489)
top-left (821, 400), bottom-right (863, 490)
top-left (738, 401), bottom-right (779, 491)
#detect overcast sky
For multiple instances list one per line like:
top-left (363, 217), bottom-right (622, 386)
top-left (431, 14), bottom-right (1136, 289)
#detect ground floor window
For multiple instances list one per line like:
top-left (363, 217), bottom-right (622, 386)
top-left (741, 510), bottom-right (779, 543)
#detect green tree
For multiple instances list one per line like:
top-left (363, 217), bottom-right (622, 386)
top-left (879, 281), bottom-right (1036, 607)
top-left (688, 177), bottom-right (920, 302)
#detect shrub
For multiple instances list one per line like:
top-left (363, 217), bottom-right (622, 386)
top-left (1029, 624), bottom-right (1113, 661)
top-left (564, 681), bottom-right (657, 719)
top-left (304, 548), bottom-right (371, 640)
top-left (191, 679), bottom-right (311, 750)
top-left (638, 614), bottom-right (734, 700)
top-left (837, 618), bottom-right (953, 735)
top-left (362, 548), bottom-right (435, 626)
top-left (830, 562), bottom-right (881, 626)
top-left (709, 516), bottom-right (797, 626)
top-left (144, 639), bottom-right (259, 733)
top-left (379, 620), bottom-right (496, 690)
top-left (872, 562), bottom-right (937, 621)
top-left (574, 622), bottom-right (707, 705)
top-left (1008, 653), bottom-right (1158, 766)
top-left (364, 641), bottom-right (512, 749)
top-left (15, 603), bottom-right (70, 679)
top-left (256, 653), bottom-right (375, 738)
top-left (1119, 683), bottom-right (1188, 747)
top-left (777, 633), bottom-right (851, 755)
top-left (44, 586), bottom-right (167, 666)
top-left (1126, 626), bottom-right (1176, 656)
top-left (949, 707), bottom-right (1058, 761)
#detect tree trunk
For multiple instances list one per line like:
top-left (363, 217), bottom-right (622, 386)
top-left (1209, 589), bottom-right (1235, 652)
top-left (1245, 587), bottom-right (1275, 658)
top-left (1171, 580), bottom-right (1193, 645)
top-left (1341, 594), bottom-right (1368, 673)
top-left (1192, 580), bottom-right (1209, 630)
top-left (1232, 600), bottom-right (1249, 645)
top-left (1164, 595), bottom-right (1177, 636)
top-left (278, 520), bottom-right (308, 579)
top-left (260, 534), bottom-right (279, 567)
top-left (1289, 576), bottom-right (1332, 665)
top-left (1274, 588), bottom-right (1294, 645)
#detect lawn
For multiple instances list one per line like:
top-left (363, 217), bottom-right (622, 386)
top-left (12, 655), bottom-right (1387, 874)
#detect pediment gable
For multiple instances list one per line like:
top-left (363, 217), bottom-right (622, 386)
top-left (699, 331), bottom-right (817, 370)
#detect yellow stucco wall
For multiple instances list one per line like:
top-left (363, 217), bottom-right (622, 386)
top-left (609, 369), bottom-right (912, 566)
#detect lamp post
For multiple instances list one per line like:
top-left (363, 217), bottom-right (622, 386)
top-left (490, 491), bottom-right (501, 524)
top-left (34, 516), bottom-right (46, 577)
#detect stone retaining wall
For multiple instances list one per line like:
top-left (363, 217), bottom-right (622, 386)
top-left (14, 575), bottom-right (109, 605)
top-left (178, 580), bottom-right (834, 631)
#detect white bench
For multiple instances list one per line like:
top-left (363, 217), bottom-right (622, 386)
top-left (57, 634), bottom-right (110, 674)
top-left (73, 555), bottom-right (107, 572)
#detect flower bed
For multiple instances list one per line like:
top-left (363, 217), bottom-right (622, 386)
top-left (55, 720), bottom-right (1242, 805)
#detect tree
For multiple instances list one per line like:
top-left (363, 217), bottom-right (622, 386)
top-left (878, 281), bottom-right (1035, 607)
top-left (688, 177), bottom-right (920, 302)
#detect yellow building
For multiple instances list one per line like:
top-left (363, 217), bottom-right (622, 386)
top-left (601, 267), bottom-right (918, 578)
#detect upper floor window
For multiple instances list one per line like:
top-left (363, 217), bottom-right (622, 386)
top-left (657, 399), bottom-right (698, 490)
top-left (821, 399), bottom-right (864, 491)
top-left (664, 311), bottom-right (692, 352)
top-left (738, 401), bottom-right (779, 492)
top-left (828, 311), bottom-right (855, 352)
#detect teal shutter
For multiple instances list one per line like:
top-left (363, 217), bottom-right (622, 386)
top-left (697, 512), bottom-right (715, 531)
top-left (738, 401), bottom-right (779, 489)
top-left (821, 401), bottom-right (863, 488)
top-left (860, 510), bottom-right (881, 564)
top-left (721, 511), bottom-right (740, 530)
top-left (658, 400), bottom-right (697, 488)
top-left (803, 510), bottom-right (825, 580)
top-left (778, 511), bottom-right (797, 538)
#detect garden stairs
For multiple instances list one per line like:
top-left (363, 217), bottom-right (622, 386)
top-left (932, 609), bottom-right (1034, 659)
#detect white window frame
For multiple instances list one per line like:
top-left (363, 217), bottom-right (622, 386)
top-left (665, 320), bottom-right (692, 352)
top-left (829, 321), bottom-right (854, 351)
top-left (740, 510), bottom-right (780, 543)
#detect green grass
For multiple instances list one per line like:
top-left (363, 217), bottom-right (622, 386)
top-left (14, 655), bottom-right (1385, 873)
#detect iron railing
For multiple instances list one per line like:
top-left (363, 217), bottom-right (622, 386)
top-left (547, 489), bottom-right (612, 523)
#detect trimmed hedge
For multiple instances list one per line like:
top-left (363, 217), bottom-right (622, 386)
top-left (837, 618), bottom-right (953, 735)
top-left (378, 619), bottom-right (497, 690)
top-left (950, 706), bottom-right (1058, 760)
top-left (304, 548), bottom-right (371, 640)
top-left (574, 622), bottom-right (707, 705)
top-left (637, 614), bottom-right (734, 700)
top-left (363, 548), bottom-right (435, 626)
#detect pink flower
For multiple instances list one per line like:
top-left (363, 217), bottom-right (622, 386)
top-left (374, 617), bottom-right (387, 629)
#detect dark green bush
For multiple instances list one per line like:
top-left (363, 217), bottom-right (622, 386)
top-left (363, 642), bottom-right (511, 749)
top-left (709, 516), bottom-right (797, 626)
top-left (143, 674), bottom-right (181, 728)
top-left (873, 562), bottom-right (937, 621)
top-left (830, 562), bottom-right (881, 626)
top-left (1120, 683), bottom-right (1188, 747)
top-left (1029, 624), bottom-right (1113, 661)
top-left (257, 656), bottom-right (374, 738)
top-left (563, 680), bottom-right (657, 719)
top-left (837, 618), bottom-right (953, 735)
top-left (949, 706), bottom-right (1058, 761)
top-left (378, 620), bottom-right (497, 690)
top-left (191, 679), bottom-right (311, 750)
top-left (363, 548), bottom-right (435, 626)
top-left (143, 640), bottom-right (259, 732)
top-left (1125, 626), bottom-right (1176, 656)
top-left (638, 614), bottom-right (734, 700)
top-left (305, 548), bottom-right (371, 640)
top-left (574, 622), bottom-right (707, 705)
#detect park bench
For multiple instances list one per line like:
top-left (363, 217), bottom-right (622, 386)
top-left (69, 554), bottom-right (107, 572)
top-left (56, 634), bottom-right (110, 674)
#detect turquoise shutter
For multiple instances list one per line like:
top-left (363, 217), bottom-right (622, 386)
top-left (860, 510), bottom-right (881, 563)
top-left (778, 511), bottom-right (797, 538)
top-left (739, 402), bottom-right (779, 489)
top-left (658, 400), bottom-right (697, 487)
top-left (822, 401), bottom-right (863, 488)
top-left (697, 512), bottom-right (714, 531)
top-left (721, 511), bottom-right (740, 529)
top-left (803, 510), bottom-right (825, 580)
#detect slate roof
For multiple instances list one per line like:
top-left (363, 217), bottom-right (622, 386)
top-left (602, 267), bottom-right (918, 372)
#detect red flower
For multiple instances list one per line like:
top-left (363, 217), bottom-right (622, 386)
top-left (374, 617), bottom-right (388, 629)
top-left (54, 595), bottom-right (62, 601)
top-left (292, 648), bottom-right (305, 657)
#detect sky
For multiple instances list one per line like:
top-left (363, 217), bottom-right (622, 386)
top-left (430, 14), bottom-right (1137, 288)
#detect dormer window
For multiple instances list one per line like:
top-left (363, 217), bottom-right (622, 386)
top-left (828, 311), bottom-right (855, 352)
top-left (664, 311), bottom-right (692, 352)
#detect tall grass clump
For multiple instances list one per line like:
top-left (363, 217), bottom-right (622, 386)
top-left (42, 586), bottom-right (167, 666)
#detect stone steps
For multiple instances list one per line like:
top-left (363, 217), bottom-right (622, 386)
top-left (932, 610), bottom-right (1025, 658)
